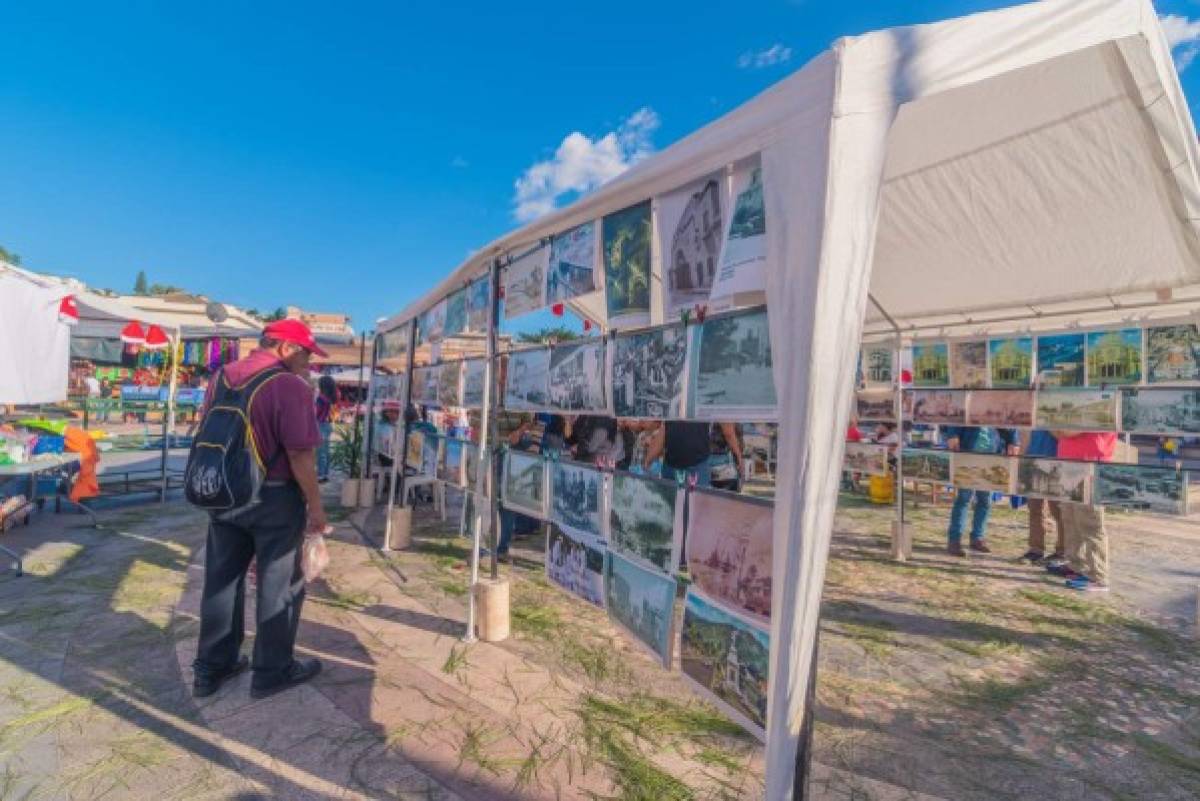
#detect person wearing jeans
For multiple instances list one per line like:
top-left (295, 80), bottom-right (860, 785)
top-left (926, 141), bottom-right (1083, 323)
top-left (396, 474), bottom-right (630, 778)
top-left (942, 424), bottom-right (1019, 556)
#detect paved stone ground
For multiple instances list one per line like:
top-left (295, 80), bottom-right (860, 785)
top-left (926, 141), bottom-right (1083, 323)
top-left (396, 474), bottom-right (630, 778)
top-left (0, 483), bottom-right (1198, 800)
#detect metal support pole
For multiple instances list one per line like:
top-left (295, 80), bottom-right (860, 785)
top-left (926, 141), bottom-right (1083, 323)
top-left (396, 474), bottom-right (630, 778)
top-left (870, 294), bottom-right (907, 560)
top-left (385, 321), bottom-right (418, 550)
top-left (160, 328), bottom-right (181, 504)
top-left (791, 636), bottom-right (820, 800)
top-left (351, 331), bottom-right (368, 483)
top-left (464, 257), bottom-right (501, 642)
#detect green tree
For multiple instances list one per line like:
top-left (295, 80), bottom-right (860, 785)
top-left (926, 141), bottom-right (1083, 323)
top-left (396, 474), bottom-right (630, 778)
top-left (516, 325), bottom-right (580, 345)
top-left (0, 245), bottom-right (20, 265)
top-left (263, 307), bottom-right (288, 322)
top-left (133, 270), bottom-right (148, 295)
top-left (148, 283), bottom-right (185, 296)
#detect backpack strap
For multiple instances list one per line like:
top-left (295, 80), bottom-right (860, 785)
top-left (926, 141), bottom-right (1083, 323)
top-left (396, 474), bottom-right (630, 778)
top-left (239, 367), bottom-right (290, 472)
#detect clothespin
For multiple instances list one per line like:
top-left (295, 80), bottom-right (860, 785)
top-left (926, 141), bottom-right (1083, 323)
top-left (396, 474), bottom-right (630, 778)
top-left (679, 309), bottom-right (692, 326)
top-left (694, 304), bottom-right (708, 324)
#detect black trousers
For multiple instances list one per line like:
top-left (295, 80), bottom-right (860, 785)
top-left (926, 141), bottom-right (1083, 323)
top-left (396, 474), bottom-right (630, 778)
top-left (194, 483), bottom-right (307, 683)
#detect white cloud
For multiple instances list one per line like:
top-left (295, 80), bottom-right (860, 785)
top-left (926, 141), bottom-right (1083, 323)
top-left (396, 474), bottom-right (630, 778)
top-left (450, 155), bottom-right (469, 168)
top-left (512, 107), bottom-right (660, 223)
top-left (737, 43), bottom-right (792, 70)
top-left (1160, 13), bottom-right (1200, 72)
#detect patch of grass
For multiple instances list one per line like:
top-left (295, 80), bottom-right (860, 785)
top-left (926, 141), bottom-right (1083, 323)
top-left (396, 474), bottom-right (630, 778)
top-left (578, 693), bottom-right (749, 743)
top-left (442, 644), bottom-right (471, 677)
top-left (317, 587), bottom-right (379, 611)
top-left (437, 578), bottom-right (468, 598)
top-left (579, 715), bottom-right (694, 801)
top-left (1133, 733), bottom-right (1200, 778)
top-left (944, 638), bottom-right (1023, 659)
top-left (561, 640), bottom-right (628, 684)
top-left (413, 538), bottom-right (471, 562)
top-left (1018, 589), bottom-right (1098, 618)
top-left (952, 673), bottom-right (1053, 712)
top-left (2, 695), bottom-right (94, 734)
top-left (693, 746), bottom-right (744, 775)
top-left (512, 724), bottom-right (569, 792)
top-left (458, 722), bottom-right (504, 776)
top-left (510, 598), bottom-right (562, 641)
top-left (830, 619), bottom-right (897, 660)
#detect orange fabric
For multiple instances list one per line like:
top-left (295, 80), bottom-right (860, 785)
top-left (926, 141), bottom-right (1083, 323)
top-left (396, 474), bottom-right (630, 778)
top-left (64, 426), bottom-right (101, 502)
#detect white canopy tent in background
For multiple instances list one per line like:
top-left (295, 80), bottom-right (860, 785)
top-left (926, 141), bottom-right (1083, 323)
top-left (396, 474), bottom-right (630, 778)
top-left (0, 262), bottom-right (72, 405)
top-left (376, 1), bottom-right (1200, 797)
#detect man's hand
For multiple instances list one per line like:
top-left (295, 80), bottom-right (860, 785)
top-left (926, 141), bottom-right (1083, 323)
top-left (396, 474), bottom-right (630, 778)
top-left (307, 506), bottom-right (329, 535)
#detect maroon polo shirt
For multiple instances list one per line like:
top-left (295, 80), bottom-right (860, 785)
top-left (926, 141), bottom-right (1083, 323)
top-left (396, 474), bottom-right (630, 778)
top-left (203, 349), bottom-right (320, 482)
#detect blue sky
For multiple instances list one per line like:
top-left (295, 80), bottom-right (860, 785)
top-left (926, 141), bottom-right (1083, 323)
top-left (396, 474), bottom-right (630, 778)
top-left (3, 1), bottom-right (1200, 334)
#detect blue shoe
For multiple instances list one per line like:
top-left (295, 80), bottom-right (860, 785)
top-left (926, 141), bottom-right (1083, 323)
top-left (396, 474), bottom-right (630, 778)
top-left (1065, 575), bottom-right (1108, 592)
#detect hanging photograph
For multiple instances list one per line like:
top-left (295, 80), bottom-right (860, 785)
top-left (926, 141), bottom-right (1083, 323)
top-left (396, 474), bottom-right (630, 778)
top-left (951, 453), bottom-right (1017, 494)
top-left (421, 434), bottom-right (441, 478)
top-left (503, 347), bottom-right (551, 411)
top-left (911, 389), bottom-right (967, 425)
top-left (611, 325), bottom-right (689, 418)
top-left (462, 359), bottom-right (487, 408)
top-left (948, 341), bottom-right (988, 389)
top-left (1035, 388), bottom-right (1119, 431)
top-left (444, 288), bottom-right (468, 338)
top-left (965, 390), bottom-right (1035, 427)
top-left (604, 551), bottom-right (677, 669)
top-left (710, 157), bottom-right (767, 311)
top-left (546, 221), bottom-right (599, 305)
top-left (603, 201), bottom-right (652, 326)
top-left (608, 472), bottom-right (682, 574)
top-left (901, 449), bottom-right (952, 483)
top-left (1037, 333), bottom-right (1086, 387)
top-left (462, 442), bottom-right (481, 492)
top-left (861, 344), bottom-right (894, 387)
top-left (437, 361), bottom-right (463, 408)
top-left (376, 324), bottom-right (409, 364)
top-left (502, 449), bottom-right (546, 518)
top-left (693, 308), bottom-right (777, 421)
top-left (1146, 324), bottom-right (1200, 384)
top-left (686, 490), bottom-right (772, 621)
top-left (546, 525), bottom-right (606, 608)
top-left (460, 491), bottom-right (492, 540)
top-left (989, 337), bottom-right (1034, 387)
top-left (911, 342), bottom-right (950, 387)
top-left (439, 439), bottom-right (465, 487)
top-left (1086, 328), bottom-right (1142, 385)
top-left (503, 243), bottom-right (550, 320)
top-left (466, 277), bottom-right (491, 333)
top-left (405, 430), bottom-right (425, 471)
top-left (1120, 388), bottom-right (1200, 435)
top-left (1016, 458), bottom-right (1092, 504)
top-left (658, 173), bottom-right (723, 317)
top-left (418, 300), bottom-right (447, 346)
top-left (680, 589), bottom-right (769, 741)
top-left (843, 443), bottom-right (889, 476)
top-left (550, 460), bottom-right (605, 539)
top-left (412, 365), bottom-right (439, 405)
top-left (548, 339), bottom-right (607, 413)
top-left (855, 389), bottom-right (896, 423)
top-left (1095, 464), bottom-right (1187, 515)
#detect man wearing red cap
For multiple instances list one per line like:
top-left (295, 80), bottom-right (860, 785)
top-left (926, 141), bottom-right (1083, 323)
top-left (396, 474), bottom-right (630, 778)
top-left (192, 319), bottom-right (330, 699)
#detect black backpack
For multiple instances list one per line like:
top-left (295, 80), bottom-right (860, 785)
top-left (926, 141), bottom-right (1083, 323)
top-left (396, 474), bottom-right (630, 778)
top-left (185, 366), bottom-right (287, 516)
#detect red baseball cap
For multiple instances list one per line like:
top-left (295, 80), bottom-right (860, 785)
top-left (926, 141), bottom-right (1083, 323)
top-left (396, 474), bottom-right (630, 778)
top-left (263, 318), bottom-right (328, 357)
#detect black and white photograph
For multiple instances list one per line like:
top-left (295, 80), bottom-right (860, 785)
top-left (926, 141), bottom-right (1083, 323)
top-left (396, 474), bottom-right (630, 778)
top-left (466, 277), bottom-right (491, 333)
top-left (548, 339), bottom-right (606, 412)
top-left (1120, 388), bottom-right (1200, 435)
top-left (693, 308), bottom-right (777, 420)
top-left (1146, 324), bottom-right (1200, 384)
top-left (503, 242), bottom-right (550, 319)
top-left (418, 300), bottom-right (446, 345)
top-left (502, 449), bottom-right (545, 518)
top-left (503, 347), bottom-right (551, 411)
top-left (462, 358), bottom-right (487, 408)
top-left (861, 344), bottom-right (894, 387)
top-left (412, 365), bottom-right (439, 406)
top-left (709, 157), bottom-right (767, 310)
top-left (1016, 458), bottom-right (1092, 503)
top-left (1095, 464), bottom-right (1187, 516)
top-left (611, 325), bottom-right (690, 418)
top-left (550, 460), bottom-right (605, 538)
top-left (547, 525), bottom-right (606, 608)
top-left (546, 221), bottom-right (598, 305)
top-left (658, 173), bottom-right (724, 317)
top-left (608, 472), bottom-right (681, 574)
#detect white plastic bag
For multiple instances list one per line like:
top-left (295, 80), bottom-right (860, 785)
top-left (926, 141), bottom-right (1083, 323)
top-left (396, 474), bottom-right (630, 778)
top-left (301, 532), bottom-right (331, 583)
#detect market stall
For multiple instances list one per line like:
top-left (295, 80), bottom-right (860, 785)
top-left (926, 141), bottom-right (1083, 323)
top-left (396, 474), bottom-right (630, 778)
top-left (366, 2), bottom-right (1200, 797)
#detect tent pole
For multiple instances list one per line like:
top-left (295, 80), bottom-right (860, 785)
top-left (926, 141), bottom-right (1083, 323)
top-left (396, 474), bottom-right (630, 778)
top-left (791, 636), bottom-right (820, 800)
top-left (869, 294), bottom-right (907, 560)
top-left (464, 257), bottom-right (501, 642)
top-left (350, 331), bottom-right (368, 483)
top-left (385, 322), bottom-right (418, 550)
top-left (161, 327), bottom-right (181, 504)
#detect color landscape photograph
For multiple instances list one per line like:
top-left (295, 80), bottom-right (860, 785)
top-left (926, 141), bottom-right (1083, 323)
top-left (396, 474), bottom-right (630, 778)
top-left (1035, 388), bottom-right (1119, 430)
top-left (950, 340), bottom-right (989, 388)
top-left (1146, 323), bottom-right (1200, 383)
top-left (604, 552), bottom-right (677, 668)
top-left (952, 453), bottom-right (1016, 494)
top-left (608, 472), bottom-right (680, 573)
top-left (1016, 458), bottom-right (1092, 503)
top-left (686, 491), bottom-right (773, 620)
top-left (912, 342), bottom-right (950, 387)
top-left (1086, 328), bottom-right (1143, 385)
top-left (694, 308), bottom-right (777, 419)
top-left (989, 337), bottom-right (1034, 387)
top-left (1037, 332), bottom-right (1086, 387)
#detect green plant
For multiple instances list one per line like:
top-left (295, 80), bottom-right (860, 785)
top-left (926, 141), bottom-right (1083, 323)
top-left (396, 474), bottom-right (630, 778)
top-left (329, 423), bottom-right (360, 477)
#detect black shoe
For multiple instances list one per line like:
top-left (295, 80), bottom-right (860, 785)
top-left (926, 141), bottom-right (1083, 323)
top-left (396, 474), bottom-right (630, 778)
top-left (250, 658), bottom-right (322, 700)
top-left (1018, 549), bottom-right (1044, 564)
top-left (193, 655), bottom-right (249, 698)
top-left (969, 540), bottom-right (992, 554)
top-left (947, 544), bottom-right (967, 557)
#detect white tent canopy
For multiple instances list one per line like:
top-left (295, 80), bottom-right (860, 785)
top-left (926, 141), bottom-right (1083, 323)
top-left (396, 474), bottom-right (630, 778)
top-left (0, 262), bottom-right (72, 405)
top-left (375, 2), bottom-right (1200, 797)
